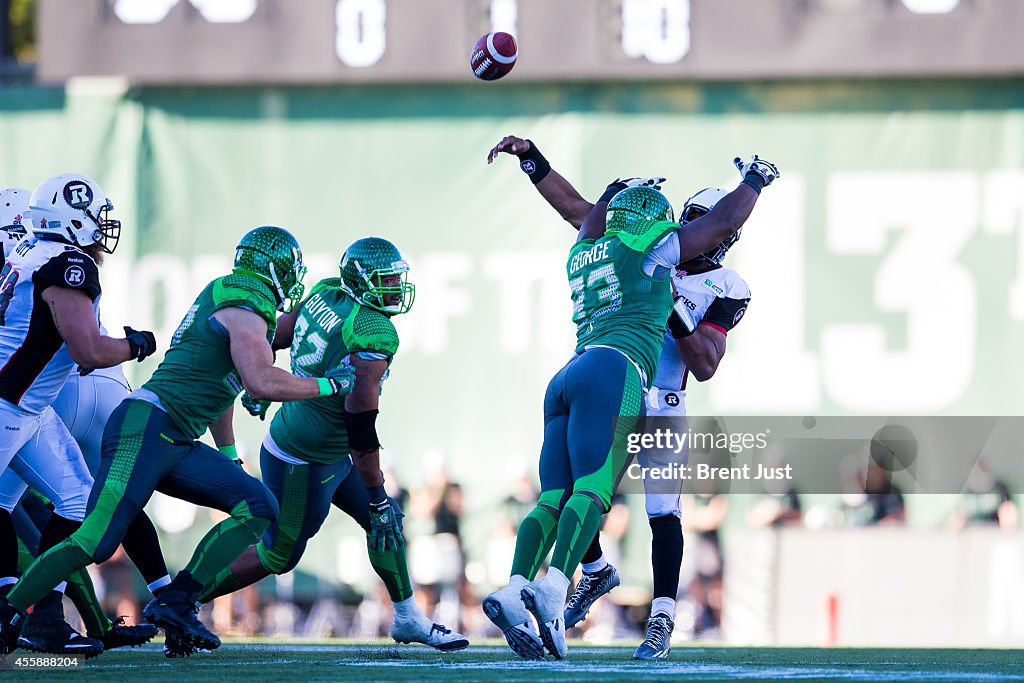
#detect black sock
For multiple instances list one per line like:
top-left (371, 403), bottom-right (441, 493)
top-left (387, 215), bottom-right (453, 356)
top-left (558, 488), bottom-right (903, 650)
top-left (0, 510), bottom-right (18, 579)
top-left (166, 571), bottom-right (202, 600)
top-left (581, 532), bottom-right (603, 567)
top-left (122, 512), bottom-right (169, 586)
top-left (650, 514), bottom-right (684, 600)
top-left (38, 514), bottom-right (81, 554)
top-left (30, 590), bottom-right (65, 620)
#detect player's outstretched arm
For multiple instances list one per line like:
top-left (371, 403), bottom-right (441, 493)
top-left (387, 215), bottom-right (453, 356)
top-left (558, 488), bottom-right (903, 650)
top-left (676, 155), bottom-right (780, 265)
top-left (43, 287), bottom-right (156, 369)
top-left (487, 135), bottom-right (593, 229)
top-left (214, 306), bottom-right (354, 402)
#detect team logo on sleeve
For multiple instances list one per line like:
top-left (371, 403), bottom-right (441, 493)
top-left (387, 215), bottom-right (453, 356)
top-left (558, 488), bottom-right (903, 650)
top-left (520, 159), bottom-right (537, 174)
top-left (733, 307), bottom-right (746, 325)
top-left (63, 181), bottom-right (93, 209)
top-left (64, 265), bottom-right (86, 286)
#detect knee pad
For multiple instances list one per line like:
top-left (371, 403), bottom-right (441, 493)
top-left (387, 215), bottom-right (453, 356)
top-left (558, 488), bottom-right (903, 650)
top-left (573, 487), bottom-right (611, 513)
top-left (536, 489), bottom-right (566, 519)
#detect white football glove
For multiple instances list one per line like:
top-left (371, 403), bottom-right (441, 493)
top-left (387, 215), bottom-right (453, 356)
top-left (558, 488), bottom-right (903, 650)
top-left (733, 155), bottom-right (780, 187)
top-left (617, 176), bottom-right (667, 190)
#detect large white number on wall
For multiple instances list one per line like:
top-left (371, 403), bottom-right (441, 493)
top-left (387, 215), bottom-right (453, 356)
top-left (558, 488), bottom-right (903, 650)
top-left (189, 0), bottom-right (258, 23)
top-left (901, 0), bottom-right (959, 13)
top-left (621, 0), bottom-right (690, 65)
top-left (711, 175), bottom-right (821, 411)
top-left (981, 171), bottom-right (1024, 320)
top-left (114, 0), bottom-right (180, 24)
top-left (822, 172), bottom-right (976, 411)
top-left (490, 0), bottom-right (517, 35)
top-left (336, 0), bottom-right (387, 68)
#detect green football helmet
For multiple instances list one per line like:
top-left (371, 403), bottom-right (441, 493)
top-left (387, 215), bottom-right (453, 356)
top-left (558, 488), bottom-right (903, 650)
top-left (233, 226), bottom-right (308, 313)
top-left (605, 186), bottom-right (675, 237)
top-left (339, 237), bottom-right (415, 316)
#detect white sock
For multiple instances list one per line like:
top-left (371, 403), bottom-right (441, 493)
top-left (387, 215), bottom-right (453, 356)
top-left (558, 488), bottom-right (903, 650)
top-left (54, 581), bottom-right (67, 594)
top-left (393, 596), bottom-right (419, 620)
top-left (509, 574), bottom-right (528, 589)
top-left (651, 597), bottom-right (675, 619)
top-left (581, 554), bottom-right (609, 575)
top-left (0, 576), bottom-right (17, 587)
top-left (147, 575), bottom-right (172, 594)
top-left (545, 567), bottom-right (571, 595)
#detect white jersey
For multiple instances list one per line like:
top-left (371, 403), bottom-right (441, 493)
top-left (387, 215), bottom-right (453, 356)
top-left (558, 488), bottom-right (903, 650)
top-left (0, 238), bottom-right (102, 414)
top-left (651, 265), bottom-right (750, 391)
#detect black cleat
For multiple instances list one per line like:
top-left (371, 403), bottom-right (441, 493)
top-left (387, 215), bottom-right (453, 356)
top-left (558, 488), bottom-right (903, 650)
top-left (19, 616), bottom-right (104, 658)
top-left (633, 613), bottom-right (674, 660)
top-left (100, 616), bottom-right (159, 651)
top-left (144, 593), bottom-right (220, 652)
top-left (563, 564), bottom-right (620, 629)
top-left (162, 630), bottom-right (210, 658)
top-left (0, 601), bottom-right (24, 655)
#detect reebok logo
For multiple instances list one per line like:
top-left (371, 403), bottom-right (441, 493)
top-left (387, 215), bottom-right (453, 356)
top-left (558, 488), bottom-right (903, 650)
top-left (4, 425), bottom-right (19, 431)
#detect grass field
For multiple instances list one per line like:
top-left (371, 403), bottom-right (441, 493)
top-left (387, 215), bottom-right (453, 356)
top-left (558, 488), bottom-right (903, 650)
top-left (3, 640), bottom-right (1023, 682)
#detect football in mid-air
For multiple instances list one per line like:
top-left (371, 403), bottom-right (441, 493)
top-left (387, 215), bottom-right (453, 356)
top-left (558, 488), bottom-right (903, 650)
top-left (470, 32), bottom-right (517, 81)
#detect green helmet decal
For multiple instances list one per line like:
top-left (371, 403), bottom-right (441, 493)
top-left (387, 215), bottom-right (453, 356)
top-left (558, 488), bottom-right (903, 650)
top-left (605, 186), bottom-right (675, 238)
top-left (339, 237), bottom-right (415, 316)
top-left (233, 226), bottom-right (308, 313)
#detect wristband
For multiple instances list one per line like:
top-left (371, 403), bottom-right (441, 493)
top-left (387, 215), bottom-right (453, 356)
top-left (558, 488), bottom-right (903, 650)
top-left (519, 141), bottom-right (551, 185)
top-left (218, 443), bottom-right (239, 460)
top-left (367, 485), bottom-right (387, 505)
top-left (741, 171), bottom-right (765, 194)
top-left (667, 311), bottom-right (696, 339)
top-left (316, 377), bottom-right (333, 397)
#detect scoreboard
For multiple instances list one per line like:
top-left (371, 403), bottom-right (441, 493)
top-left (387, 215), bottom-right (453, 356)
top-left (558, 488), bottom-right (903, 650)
top-left (37, 0), bottom-right (1024, 84)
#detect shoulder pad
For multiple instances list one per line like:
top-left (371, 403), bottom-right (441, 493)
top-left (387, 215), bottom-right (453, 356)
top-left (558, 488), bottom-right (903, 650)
top-left (213, 273), bottom-right (277, 324)
top-left (343, 304), bottom-right (399, 358)
top-left (612, 219), bottom-right (678, 253)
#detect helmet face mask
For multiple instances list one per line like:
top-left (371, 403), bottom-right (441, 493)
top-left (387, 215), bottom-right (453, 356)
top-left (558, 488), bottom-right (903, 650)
top-left (233, 226), bottom-right (307, 313)
top-left (678, 187), bottom-right (736, 266)
top-left (340, 238), bottom-right (415, 316)
top-left (28, 175), bottom-right (121, 254)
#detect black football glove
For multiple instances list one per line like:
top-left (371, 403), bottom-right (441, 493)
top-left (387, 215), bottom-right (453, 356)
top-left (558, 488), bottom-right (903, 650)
top-left (124, 326), bottom-right (157, 362)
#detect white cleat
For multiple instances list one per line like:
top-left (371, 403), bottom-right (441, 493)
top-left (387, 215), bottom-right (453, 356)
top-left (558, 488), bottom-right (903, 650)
top-left (391, 616), bottom-right (469, 651)
top-left (520, 573), bottom-right (569, 660)
top-left (482, 581), bottom-right (545, 660)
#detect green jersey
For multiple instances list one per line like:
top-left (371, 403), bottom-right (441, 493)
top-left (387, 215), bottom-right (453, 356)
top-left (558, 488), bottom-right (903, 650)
top-left (269, 278), bottom-right (399, 465)
top-left (144, 273), bottom-right (278, 440)
top-left (568, 220), bottom-right (677, 386)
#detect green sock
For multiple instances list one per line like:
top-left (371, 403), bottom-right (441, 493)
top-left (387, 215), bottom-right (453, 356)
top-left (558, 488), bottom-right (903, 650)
top-left (65, 568), bottom-right (111, 638)
top-left (549, 493), bottom-right (603, 578)
top-left (509, 504), bottom-right (559, 580)
top-left (182, 503), bottom-right (270, 589)
top-left (367, 543), bottom-right (414, 603)
top-left (8, 540), bottom-right (91, 613)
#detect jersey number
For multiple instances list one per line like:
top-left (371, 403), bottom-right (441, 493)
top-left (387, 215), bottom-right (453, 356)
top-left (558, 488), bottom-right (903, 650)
top-left (0, 262), bottom-right (19, 327)
top-left (570, 264), bottom-right (622, 327)
top-left (291, 315), bottom-right (327, 373)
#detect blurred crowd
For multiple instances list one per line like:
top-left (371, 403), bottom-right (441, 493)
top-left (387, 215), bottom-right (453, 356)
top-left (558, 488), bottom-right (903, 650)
top-left (75, 455), bottom-right (1019, 643)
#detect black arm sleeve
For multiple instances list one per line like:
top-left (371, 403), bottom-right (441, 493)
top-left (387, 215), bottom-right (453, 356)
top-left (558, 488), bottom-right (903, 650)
top-left (702, 295), bottom-right (749, 332)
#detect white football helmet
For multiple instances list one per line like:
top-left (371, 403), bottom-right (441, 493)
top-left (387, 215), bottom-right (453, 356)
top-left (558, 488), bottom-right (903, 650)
top-left (28, 174), bottom-right (121, 253)
top-left (0, 187), bottom-right (31, 258)
top-left (679, 187), bottom-right (736, 265)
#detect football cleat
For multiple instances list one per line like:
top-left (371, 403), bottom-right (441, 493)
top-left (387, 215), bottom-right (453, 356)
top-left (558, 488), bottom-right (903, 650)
top-left (18, 616), bottom-right (103, 658)
top-left (633, 613), bottom-right (674, 660)
top-left (482, 581), bottom-right (545, 660)
top-left (520, 575), bottom-right (569, 660)
top-left (162, 630), bottom-right (210, 658)
top-left (100, 616), bottom-right (159, 651)
top-left (143, 592), bottom-right (220, 652)
top-left (0, 601), bottom-right (24, 655)
top-left (391, 616), bottom-right (469, 651)
top-left (563, 564), bottom-right (620, 629)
